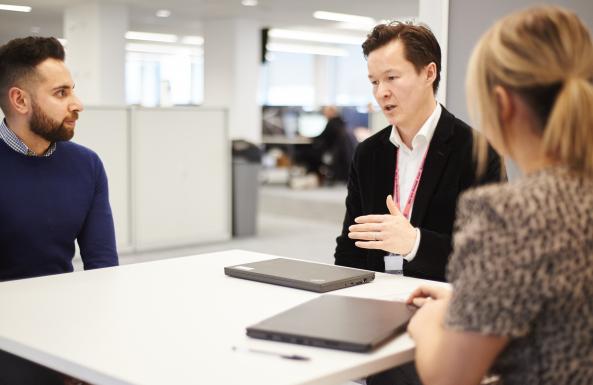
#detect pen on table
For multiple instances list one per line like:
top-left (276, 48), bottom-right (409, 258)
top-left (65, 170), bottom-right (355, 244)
top-left (231, 346), bottom-right (310, 361)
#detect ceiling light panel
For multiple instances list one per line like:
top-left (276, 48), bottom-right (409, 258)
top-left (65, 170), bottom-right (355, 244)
top-left (268, 28), bottom-right (364, 45)
top-left (180, 36), bottom-right (204, 45)
top-left (313, 11), bottom-right (375, 25)
top-left (125, 31), bottom-right (178, 43)
top-left (0, 3), bottom-right (32, 12)
top-left (155, 9), bottom-right (171, 18)
top-left (267, 42), bottom-right (348, 57)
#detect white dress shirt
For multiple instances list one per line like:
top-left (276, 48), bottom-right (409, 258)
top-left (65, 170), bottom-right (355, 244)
top-left (384, 103), bottom-right (442, 273)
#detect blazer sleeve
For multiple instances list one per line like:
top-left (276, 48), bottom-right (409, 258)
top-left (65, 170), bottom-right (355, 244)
top-left (481, 145), bottom-right (504, 185)
top-left (404, 144), bottom-right (503, 282)
top-left (334, 147), bottom-right (367, 269)
top-left (77, 155), bottom-right (119, 270)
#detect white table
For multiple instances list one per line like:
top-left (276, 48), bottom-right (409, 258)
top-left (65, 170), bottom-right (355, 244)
top-left (0, 250), bottom-right (435, 385)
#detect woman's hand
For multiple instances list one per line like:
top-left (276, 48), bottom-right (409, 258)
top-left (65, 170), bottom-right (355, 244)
top-left (407, 296), bottom-right (449, 340)
top-left (406, 284), bottom-right (452, 307)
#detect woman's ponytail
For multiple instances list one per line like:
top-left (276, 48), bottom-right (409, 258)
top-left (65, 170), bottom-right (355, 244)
top-left (543, 77), bottom-right (593, 175)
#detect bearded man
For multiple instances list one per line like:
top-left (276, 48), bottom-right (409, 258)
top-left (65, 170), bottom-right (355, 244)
top-left (0, 36), bottom-right (118, 282)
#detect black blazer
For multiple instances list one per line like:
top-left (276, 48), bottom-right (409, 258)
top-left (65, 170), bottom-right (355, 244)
top-left (334, 106), bottom-right (501, 281)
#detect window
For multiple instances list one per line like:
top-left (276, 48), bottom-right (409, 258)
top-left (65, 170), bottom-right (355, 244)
top-left (261, 45), bottom-right (374, 107)
top-left (125, 44), bottom-right (203, 106)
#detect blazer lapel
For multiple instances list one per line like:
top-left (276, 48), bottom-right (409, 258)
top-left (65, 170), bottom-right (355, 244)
top-left (410, 108), bottom-right (454, 226)
top-left (373, 131), bottom-right (396, 215)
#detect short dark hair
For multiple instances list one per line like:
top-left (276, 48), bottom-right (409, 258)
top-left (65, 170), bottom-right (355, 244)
top-left (362, 22), bottom-right (441, 93)
top-left (0, 36), bottom-right (65, 114)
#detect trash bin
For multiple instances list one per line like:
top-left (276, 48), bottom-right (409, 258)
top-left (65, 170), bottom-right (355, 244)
top-left (232, 140), bottom-right (262, 237)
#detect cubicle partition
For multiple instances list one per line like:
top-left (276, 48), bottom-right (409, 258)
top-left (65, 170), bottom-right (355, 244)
top-left (130, 108), bottom-right (231, 250)
top-left (73, 107), bottom-right (132, 251)
top-left (74, 106), bottom-right (231, 253)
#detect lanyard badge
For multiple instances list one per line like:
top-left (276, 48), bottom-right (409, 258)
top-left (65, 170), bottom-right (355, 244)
top-left (393, 146), bottom-right (430, 219)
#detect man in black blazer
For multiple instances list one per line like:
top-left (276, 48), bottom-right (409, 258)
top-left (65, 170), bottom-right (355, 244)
top-left (335, 22), bottom-right (500, 284)
top-left (336, 107), bottom-right (500, 281)
top-left (335, 19), bottom-right (500, 385)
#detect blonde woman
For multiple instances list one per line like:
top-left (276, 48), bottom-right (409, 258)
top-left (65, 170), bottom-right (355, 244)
top-left (406, 6), bottom-right (593, 385)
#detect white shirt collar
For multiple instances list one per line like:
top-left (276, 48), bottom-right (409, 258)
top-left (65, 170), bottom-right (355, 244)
top-left (389, 103), bottom-right (442, 151)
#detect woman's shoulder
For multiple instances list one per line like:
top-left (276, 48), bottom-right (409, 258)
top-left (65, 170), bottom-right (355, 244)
top-left (458, 167), bottom-right (582, 222)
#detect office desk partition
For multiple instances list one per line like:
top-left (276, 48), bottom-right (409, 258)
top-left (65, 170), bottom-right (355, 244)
top-left (72, 107), bottom-right (231, 254)
top-left (0, 250), bottom-right (436, 385)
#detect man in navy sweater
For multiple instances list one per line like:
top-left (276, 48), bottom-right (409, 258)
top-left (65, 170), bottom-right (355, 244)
top-left (0, 36), bottom-right (119, 282)
top-left (0, 36), bottom-right (119, 384)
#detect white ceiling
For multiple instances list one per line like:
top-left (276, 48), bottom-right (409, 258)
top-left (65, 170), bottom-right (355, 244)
top-left (0, 0), bottom-right (418, 41)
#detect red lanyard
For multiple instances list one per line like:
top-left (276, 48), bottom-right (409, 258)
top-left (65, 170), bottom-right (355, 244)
top-left (393, 145), bottom-right (430, 220)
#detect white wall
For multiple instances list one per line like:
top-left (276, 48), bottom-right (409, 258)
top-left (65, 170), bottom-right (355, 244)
top-left (64, 2), bottom-right (127, 106)
top-left (447, 0), bottom-right (593, 122)
top-left (203, 18), bottom-right (262, 144)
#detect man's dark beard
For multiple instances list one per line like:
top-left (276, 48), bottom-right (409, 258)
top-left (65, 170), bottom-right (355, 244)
top-left (29, 102), bottom-right (76, 143)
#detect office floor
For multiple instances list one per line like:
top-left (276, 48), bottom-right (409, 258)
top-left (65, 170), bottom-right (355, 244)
top-left (116, 212), bottom-right (342, 266)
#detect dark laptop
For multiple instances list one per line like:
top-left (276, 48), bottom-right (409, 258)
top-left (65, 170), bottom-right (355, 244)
top-left (246, 295), bottom-right (415, 352)
top-left (224, 258), bottom-right (375, 292)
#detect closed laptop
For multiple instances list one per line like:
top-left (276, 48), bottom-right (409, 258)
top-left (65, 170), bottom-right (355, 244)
top-left (246, 295), bottom-right (415, 352)
top-left (224, 258), bottom-right (375, 292)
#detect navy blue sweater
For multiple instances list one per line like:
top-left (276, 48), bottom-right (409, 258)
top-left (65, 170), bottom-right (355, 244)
top-left (0, 138), bottom-right (118, 281)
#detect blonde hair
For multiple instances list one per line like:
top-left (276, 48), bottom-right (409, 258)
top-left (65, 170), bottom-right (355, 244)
top-left (467, 6), bottom-right (593, 176)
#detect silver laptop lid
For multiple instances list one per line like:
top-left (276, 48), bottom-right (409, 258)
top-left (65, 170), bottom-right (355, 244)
top-left (246, 295), bottom-right (415, 352)
top-left (224, 258), bottom-right (375, 292)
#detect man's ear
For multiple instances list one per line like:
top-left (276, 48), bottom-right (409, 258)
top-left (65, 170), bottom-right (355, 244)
top-left (7, 86), bottom-right (31, 115)
top-left (425, 62), bottom-right (437, 87)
